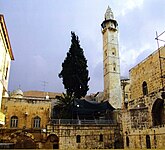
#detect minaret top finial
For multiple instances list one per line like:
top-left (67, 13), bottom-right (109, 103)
top-left (105, 6), bottom-right (114, 20)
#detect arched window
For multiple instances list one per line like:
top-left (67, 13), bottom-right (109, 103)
top-left (33, 116), bottom-right (41, 128)
top-left (105, 63), bottom-right (107, 73)
top-left (112, 48), bottom-right (116, 56)
top-left (104, 49), bottom-right (107, 57)
top-left (10, 116), bottom-right (18, 128)
top-left (105, 51), bottom-right (107, 57)
top-left (113, 63), bottom-right (116, 71)
top-left (142, 81), bottom-right (148, 95)
top-left (76, 135), bottom-right (81, 143)
top-left (99, 134), bottom-right (103, 142)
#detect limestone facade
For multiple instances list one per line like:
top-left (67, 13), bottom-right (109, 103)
top-left (0, 14), bottom-right (14, 125)
top-left (1, 6), bottom-right (165, 149)
top-left (44, 123), bottom-right (123, 149)
top-left (101, 6), bottom-right (122, 109)
top-left (0, 90), bottom-right (51, 148)
top-left (2, 91), bottom-right (51, 129)
top-left (130, 47), bottom-right (165, 100)
top-left (122, 47), bottom-right (165, 149)
top-left (0, 90), bottom-right (123, 149)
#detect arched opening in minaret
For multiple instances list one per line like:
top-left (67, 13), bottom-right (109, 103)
top-left (113, 62), bottom-right (116, 71)
top-left (112, 48), bottom-right (116, 56)
top-left (104, 49), bottom-right (107, 57)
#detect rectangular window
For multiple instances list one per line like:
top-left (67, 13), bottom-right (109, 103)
top-left (76, 135), bottom-right (81, 143)
top-left (5, 67), bottom-right (8, 80)
top-left (33, 117), bottom-right (41, 128)
top-left (99, 134), bottom-right (103, 142)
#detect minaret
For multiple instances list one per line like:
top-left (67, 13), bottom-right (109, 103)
top-left (101, 6), bottom-right (122, 108)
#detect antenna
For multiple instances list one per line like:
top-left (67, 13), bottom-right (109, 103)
top-left (41, 81), bottom-right (48, 98)
top-left (41, 81), bottom-right (48, 92)
top-left (155, 31), bottom-right (165, 89)
top-left (155, 31), bottom-right (165, 48)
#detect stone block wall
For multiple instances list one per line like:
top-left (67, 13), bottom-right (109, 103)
top-left (122, 47), bottom-right (165, 149)
top-left (130, 47), bottom-right (165, 100)
top-left (123, 127), bottom-right (165, 149)
top-left (44, 124), bottom-right (123, 149)
top-left (2, 97), bottom-right (51, 129)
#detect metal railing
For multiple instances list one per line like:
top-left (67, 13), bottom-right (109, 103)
top-left (50, 119), bottom-right (117, 125)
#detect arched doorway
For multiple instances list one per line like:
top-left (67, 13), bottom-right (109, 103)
top-left (15, 136), bottom-right (36, 149)
top-left (46, 134), bottom-right (59, 149)
top-left (146, 135), bottom-right (151, 149)
top-left (9, 132), bottom-right (36, 149)
top-left (126, 136), bottom-right (129, 147)
top-left (152, 98), bottom-right (164, 126)
top-left (114, 139), bottom-right (120, 149)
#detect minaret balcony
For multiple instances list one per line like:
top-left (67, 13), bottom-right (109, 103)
top-left (102, 28), bottom-right (107, 34)
top-left (108, 27), bottom-right (117, 32)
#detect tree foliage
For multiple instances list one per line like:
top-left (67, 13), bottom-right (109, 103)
top-left (54, 93), bottom-right (74, 119)
top-left (59, 32), bottom-right (90, 99)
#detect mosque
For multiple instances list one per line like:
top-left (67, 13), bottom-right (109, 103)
top-left (0, 6), bottom-right (165, 149)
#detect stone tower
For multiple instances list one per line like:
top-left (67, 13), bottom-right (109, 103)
top-left (101, 6), bottom-right (122, 108)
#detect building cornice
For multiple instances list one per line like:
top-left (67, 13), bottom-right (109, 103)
top-left (0, 14), bottom-right (14, 60)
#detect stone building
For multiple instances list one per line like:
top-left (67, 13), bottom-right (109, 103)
top-left (0, 89), bottom-right (51, 148)
top-left (2, 5), bottom-right (165, 149)
top-left (0, 89), bottom-right (123, 149)
top-left (0, 14), bottom-right (14, 125)
top-left (45, 122), bottom-right (122, 149)
top-left (122, 46), bottom-right (165, 149)
top-left (0, 9), bottom-right (124, 148)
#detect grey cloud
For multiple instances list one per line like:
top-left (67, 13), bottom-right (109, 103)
top-left (1, 0), bottom-right (164, 94)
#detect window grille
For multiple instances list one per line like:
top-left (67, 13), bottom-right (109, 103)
top-left (10, 116), bottom-right (18, 128)
top-left (33, 116), bottom-right (41, 128)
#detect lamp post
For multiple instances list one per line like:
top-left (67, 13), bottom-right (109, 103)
top-left (121, 79), bottom-right (129, 109)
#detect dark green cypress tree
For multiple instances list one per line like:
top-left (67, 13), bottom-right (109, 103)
top-left (59, 32), bottom-right (90, 99)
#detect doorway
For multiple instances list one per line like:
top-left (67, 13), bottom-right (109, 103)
top-left (146, 135), bottom-right (151, 149)
top-left (53, 144), bottom-right (59, 149)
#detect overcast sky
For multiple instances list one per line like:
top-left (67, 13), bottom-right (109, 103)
top-left (0, 0), bottom-right (165, 94)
